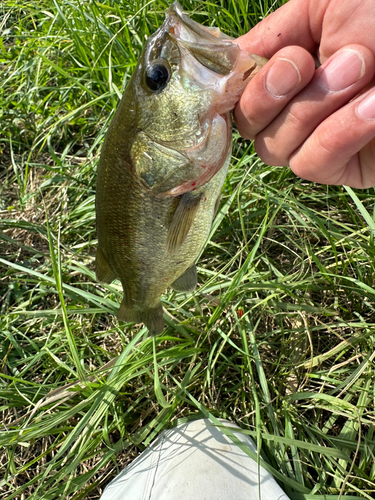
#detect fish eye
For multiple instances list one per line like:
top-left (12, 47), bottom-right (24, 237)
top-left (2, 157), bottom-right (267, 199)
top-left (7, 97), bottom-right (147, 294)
top-left (145, 61), bottom-right (170, 92)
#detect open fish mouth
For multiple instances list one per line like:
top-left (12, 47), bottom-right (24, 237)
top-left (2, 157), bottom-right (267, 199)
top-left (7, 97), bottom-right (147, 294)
top-left (159, 3), bottom-right (265, 196)
top-left (164, 2), bottom-right (242, 78)
top-left (132, 2), bottom-right (267, 198)
top-left (163, 2), bottom-right (266, 110)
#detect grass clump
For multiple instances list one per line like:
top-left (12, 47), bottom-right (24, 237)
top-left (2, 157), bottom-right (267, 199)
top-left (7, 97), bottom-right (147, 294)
top-left (1, 0), bottom-right (375, 499)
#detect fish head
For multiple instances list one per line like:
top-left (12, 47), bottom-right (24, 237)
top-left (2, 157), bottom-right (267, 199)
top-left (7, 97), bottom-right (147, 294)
top-left (128, 2), bottom-right (266, 196)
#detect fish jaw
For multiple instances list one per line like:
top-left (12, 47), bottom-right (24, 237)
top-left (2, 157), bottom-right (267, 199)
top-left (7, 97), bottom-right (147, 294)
top-left (130, 2), bottom-right (266, 198)
top-left (164, 2), bottom-right (266, 114)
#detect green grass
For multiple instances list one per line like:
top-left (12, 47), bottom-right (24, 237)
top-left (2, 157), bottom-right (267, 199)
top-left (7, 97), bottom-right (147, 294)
top-left (1, 0), bottom-right (375, 498)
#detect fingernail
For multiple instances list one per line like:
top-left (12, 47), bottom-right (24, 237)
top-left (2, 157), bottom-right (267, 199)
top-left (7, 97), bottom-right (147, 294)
top-left (265, 58), bottom-right (301, 97)
top-left (357, 92), bottom-right (375, 120)
top-left (320, 49), bottom-right (365, 92)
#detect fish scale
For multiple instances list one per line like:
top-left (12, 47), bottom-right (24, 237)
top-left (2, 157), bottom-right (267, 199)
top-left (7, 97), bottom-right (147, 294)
top-left (95, 2), bottom-right (266, 335)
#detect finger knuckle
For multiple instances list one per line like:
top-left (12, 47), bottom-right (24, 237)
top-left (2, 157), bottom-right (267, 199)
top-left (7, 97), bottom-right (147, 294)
top-left (254, 135), bottom-right (288, 166)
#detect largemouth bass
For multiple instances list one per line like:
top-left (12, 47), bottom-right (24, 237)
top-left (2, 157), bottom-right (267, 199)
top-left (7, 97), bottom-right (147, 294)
top-left (95, 2), bottom-right (265, 335)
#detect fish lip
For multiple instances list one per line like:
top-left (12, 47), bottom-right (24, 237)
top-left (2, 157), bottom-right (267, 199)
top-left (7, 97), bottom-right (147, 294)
top-left (167, 1), bottom-right (184, 16)
top-left (166, 2), bottom-right (229, 43)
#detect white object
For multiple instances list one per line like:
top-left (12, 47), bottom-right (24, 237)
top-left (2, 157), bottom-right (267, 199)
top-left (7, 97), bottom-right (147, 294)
top-left (100, 418), bottom-right (291, 500)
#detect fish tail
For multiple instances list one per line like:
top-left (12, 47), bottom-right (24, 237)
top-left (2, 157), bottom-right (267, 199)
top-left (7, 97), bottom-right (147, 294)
top-left (118, 299), bottom-right (165, 336)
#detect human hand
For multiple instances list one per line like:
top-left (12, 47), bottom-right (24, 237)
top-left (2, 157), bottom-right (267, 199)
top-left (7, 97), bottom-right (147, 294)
top-left (234, 0), bottom-right (375, 188)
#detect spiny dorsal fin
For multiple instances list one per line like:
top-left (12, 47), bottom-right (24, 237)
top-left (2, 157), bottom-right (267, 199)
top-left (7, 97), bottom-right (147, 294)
top-left (167, 192), bottom-right (202, 254)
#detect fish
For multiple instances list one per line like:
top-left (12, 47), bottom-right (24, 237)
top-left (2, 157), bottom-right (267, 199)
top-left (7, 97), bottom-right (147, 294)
top-left (95, 2), bottom-right (266, 335)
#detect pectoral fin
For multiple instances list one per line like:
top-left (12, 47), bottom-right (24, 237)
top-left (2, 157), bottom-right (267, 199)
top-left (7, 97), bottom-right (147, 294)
top-left (171, 264), bottom-right (197, 292)
top-left (95, 247), bottom-right (116, 283)
top-left (167, 192), bottom-right (202, 254)
top-left (213, 194), bottom-right (221, 219)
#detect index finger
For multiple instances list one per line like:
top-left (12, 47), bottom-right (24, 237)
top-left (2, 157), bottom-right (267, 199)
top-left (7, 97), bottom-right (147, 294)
top-left (234, 45), bottom-right (315, 140)
top-left (235, 0), bottom-right (319, 57)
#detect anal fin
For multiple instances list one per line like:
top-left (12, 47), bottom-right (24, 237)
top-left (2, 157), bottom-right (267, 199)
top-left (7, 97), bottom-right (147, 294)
top-left (171, 264), bottom-right (197, 292)
top-left (167, 192), bottom-right (202, 254)
top-left (118, 299), bottom-right (165, 336)
top-left (95, 247), bottom-right (116, 283)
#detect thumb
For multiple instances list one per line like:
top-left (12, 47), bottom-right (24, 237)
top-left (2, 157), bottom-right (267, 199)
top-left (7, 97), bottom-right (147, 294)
top-left (235, 0), bottom-right (320, 58)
